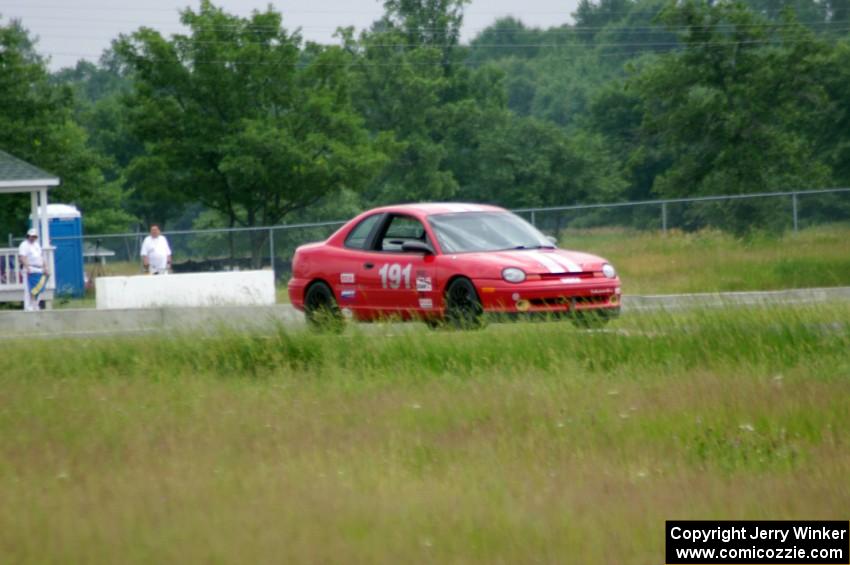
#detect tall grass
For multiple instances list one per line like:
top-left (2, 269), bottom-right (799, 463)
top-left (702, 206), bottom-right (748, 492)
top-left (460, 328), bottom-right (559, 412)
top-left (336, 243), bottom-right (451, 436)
top-left (19, 304), bottom-right (850, 382)
top-left (1, 305), bottom-right (848, 563)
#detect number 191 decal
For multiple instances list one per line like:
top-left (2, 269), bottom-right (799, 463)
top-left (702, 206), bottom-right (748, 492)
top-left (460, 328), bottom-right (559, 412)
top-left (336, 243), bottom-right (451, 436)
top-left (379, 263), bottom-right (412, 289)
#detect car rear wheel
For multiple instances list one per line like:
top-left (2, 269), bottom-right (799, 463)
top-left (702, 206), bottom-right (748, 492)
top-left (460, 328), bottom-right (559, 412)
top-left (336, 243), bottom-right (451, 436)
top-left (304, 281), bottom-right (344, 332)
top-left (444, 278), bottom-right (485, 329)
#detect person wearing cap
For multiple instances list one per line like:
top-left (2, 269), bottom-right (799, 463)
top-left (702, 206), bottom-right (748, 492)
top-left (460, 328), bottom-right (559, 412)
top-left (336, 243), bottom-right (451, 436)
top-left (18, 228), bottom-right (49, 311)
top-left (140, 224), bottom-right (172, 275)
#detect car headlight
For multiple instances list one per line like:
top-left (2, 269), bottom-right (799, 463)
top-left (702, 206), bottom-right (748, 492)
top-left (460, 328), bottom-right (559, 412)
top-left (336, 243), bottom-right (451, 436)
top-left (602, 263), bottom-right (617, 279)
top-left (502, 267), bottom-right (526, 283)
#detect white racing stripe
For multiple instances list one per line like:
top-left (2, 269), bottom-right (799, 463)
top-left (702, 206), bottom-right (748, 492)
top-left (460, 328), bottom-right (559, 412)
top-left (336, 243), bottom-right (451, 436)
top-left (530, 252), bottom-right (567, 274)
top-left (548, 253), bottom-right (583, 273)
top-left (443, 203), bottom-right (480, 213)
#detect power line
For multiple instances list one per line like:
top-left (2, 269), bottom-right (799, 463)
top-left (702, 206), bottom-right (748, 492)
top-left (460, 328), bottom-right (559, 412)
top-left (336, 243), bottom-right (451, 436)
top-left (22, 27), bottom-right (842, 52)
top-left (0, 0), bottom-right (840, 20)
top-left (107, 35), bottom-right (848, 50)
top-left (19, 20), bottom-right (850, 37)
top-left (36, 35), bottom-right (844, 68)
top-left (6, 12), bottom-right (850, 32)
top-left (4, 2), bottom-right (571, 15)
top-left (25, 26), bottom-right (848, 47)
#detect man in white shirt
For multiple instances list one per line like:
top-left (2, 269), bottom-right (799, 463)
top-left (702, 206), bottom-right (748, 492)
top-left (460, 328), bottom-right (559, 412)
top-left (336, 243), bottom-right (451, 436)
top-left (18, 228), bottom-right (49, 311)
top-left (140, 224), bottom-right (172, 275)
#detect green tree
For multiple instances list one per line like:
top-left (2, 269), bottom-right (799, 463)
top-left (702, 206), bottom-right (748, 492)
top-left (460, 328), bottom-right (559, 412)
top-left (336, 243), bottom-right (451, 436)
top-left (351, 0), bottom-right (506, 204)
top-left (382, 0), bottom-right (469, 57)
top-left (466, 17), bottom-right (564, 66)
top-left (628, 1), bottom-right (832, 231)
top-left (53, 56), bottom-right (147, 230)
top-left (57, 52), bottom-right (205, 230)
top-left (574, 0), bottom-right (634, 36)
top-left (459, 110), bottom-right (626, 210)
top-left (819, 39), bottom-right (850, 185)
top-left (114, 1), bottom-right (387, 263)
top-left (0, 19), bottom-right (128, 235)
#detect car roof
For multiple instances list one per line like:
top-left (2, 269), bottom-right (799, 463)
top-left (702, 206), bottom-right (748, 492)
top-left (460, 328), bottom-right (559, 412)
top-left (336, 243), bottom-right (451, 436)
top-left (369, 202), bottom-right (507, 216)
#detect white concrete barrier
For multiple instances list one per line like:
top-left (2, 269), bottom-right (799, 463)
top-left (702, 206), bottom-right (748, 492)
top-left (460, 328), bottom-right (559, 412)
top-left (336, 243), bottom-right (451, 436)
top-left (96, 271), bottom-right (276, 310)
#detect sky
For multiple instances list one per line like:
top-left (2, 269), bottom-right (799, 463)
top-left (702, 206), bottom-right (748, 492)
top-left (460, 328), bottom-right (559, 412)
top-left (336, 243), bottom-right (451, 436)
top-left (0, 0), bottom-right (581, 70)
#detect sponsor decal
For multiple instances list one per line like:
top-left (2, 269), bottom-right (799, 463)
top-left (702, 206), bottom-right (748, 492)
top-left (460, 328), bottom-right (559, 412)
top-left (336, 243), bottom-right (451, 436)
top-left (615, 287), bottom-right (622, 295)
top-left (341, 289), bottom-right (356, 300)
top-left (419, 298), bottom-right (434, 309)
top-left (511, 292), bottom-right (521, 301)
top-left (379, 263), bottom-right (412, 289)
top-left (560, 277), bottom-right (581, 284)
top-left (416, 275), bottom-right (433, 292)
top-left (340, 273), bottom-right (355, 284)
top-left (591, 288), bottom-right (613, 295)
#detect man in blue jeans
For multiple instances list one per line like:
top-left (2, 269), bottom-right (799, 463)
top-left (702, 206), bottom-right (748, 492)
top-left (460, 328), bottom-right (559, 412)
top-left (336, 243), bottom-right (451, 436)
top-left (18, 228), bottom-right (49, 311)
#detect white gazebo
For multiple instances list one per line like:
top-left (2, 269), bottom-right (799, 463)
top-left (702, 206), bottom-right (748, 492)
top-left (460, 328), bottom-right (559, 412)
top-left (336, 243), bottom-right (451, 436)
top-left (0, 150), bottom-right (60, 307)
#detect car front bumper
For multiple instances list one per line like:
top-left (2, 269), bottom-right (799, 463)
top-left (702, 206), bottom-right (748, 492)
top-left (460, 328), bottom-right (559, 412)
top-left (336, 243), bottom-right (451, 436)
top-left (473, 278), bottom-right (622, 315)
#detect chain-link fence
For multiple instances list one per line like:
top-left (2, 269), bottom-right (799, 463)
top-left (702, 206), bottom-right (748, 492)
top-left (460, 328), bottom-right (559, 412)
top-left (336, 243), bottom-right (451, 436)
top-left (515, 188), bottom-right (850, 234)
top-left (20, 188), bottom-right (850, 282)
top-left (43, 221), bottom-right (346, 281)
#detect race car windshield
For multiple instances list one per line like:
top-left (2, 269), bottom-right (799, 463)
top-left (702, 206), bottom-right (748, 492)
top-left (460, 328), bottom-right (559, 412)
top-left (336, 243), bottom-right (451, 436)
top-left (429, 212), bottom-right (554, 253)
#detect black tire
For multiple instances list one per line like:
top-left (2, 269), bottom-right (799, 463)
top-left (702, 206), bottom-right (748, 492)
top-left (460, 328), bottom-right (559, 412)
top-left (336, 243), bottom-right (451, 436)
top-left (304, 281), bottom-right (344, 332)
top-left (444, 278), bottom-right (485, 329)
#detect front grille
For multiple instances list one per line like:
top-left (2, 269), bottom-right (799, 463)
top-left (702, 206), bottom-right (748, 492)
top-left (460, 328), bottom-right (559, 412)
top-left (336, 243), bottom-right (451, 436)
top-left (529, 297), bottom-right (570, 307)
top-left (539, 271), bottom-right (596, 280)
top-left (529, 295), bottom-right (611, 308)
top-left (575, 296), bottom-right (610, 305)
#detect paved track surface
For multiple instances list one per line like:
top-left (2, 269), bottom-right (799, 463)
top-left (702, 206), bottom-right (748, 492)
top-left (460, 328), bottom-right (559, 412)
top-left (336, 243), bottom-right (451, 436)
top-left (2, 286), bottom-right (849, 339)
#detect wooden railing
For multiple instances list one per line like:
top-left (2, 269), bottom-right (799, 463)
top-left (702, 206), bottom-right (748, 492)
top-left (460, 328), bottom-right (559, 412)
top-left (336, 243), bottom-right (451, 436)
top-left (0, 247), bottom-right (24, 290)
top-left (0, 247), bottom-right (55, 298)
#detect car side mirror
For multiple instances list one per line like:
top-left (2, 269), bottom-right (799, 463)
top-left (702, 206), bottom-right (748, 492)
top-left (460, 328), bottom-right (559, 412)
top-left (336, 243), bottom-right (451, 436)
top-left (401, 241), bottom-right (435, 255)
top-left (546, 235), bottom-right (558, 246)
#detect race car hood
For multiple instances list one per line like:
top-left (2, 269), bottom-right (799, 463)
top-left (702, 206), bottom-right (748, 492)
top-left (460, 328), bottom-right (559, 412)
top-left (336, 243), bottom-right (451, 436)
top-left (454, 248), bottom-right (611, 278)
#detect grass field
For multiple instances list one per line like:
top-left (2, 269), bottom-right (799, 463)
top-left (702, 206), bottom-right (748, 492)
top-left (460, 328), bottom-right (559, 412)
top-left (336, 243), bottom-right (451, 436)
top-left (563, 224), bottom-right (850, 294)
top-left (1, 305), bottom-right (848, 563)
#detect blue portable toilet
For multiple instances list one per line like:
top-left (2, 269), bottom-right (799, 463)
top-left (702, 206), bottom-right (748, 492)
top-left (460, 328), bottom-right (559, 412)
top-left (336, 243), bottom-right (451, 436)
top-left (31, 204), bottom-right (85, 297)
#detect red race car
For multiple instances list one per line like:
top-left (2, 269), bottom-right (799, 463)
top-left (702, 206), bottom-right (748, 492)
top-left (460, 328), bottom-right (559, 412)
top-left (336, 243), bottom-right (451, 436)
top-left (288, 203), bottom-right (621, 328)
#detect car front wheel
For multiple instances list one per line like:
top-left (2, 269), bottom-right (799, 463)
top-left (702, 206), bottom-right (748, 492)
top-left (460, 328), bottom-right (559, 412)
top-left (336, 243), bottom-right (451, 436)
top-left (444, 278), bottom-right (485, 329)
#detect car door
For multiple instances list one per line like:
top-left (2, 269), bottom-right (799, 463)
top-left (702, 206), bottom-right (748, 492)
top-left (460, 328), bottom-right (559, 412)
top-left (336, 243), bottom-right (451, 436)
top-left (332, 213), bottom-right (385, 317)
top-left (361, 214), bottom-right (437, 317)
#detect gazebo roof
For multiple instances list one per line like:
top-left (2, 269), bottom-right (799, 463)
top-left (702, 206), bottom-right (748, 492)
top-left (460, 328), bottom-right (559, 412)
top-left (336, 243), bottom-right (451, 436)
top-left (0, 149), bottom-right (60, 191)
